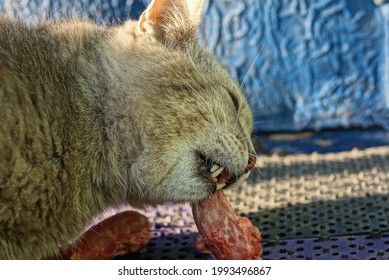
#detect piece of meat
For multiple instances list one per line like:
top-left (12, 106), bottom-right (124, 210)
top-left (57, 210), bottom-right (152, 260)
top-left (192, 190), bottom-right (262, 260)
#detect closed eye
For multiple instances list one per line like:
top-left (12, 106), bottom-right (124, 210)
top-left (229, 91), bottom-right (240, 111)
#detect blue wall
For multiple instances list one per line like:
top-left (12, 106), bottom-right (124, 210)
top-left (1, 0), bottom-right (388, 132)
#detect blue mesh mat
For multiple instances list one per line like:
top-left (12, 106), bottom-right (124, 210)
top-left (111, 139), bottom-right (389, 260)
top-left (116, 233), bottom-right (389, 260)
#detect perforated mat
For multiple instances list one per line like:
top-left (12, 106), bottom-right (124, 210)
top-left (115, 146), bottom-right (389, 260)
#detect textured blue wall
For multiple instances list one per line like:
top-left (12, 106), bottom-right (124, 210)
top-left (1, 0), bottom-right (388, 132)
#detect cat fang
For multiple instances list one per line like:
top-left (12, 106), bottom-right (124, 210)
top-left (210, 157), bottom-right (256, 191)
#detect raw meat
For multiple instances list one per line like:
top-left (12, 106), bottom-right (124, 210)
top-left (57, 210), bottom-right (152, 260)
top-left (192, 190), bottom-right (263, 260)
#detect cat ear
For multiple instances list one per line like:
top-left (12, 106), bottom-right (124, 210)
top-left (138, 0), bottom-right (205, 47)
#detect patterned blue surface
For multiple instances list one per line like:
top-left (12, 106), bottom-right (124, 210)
top-left (200, 0), bottom-right (389, 132)
top-left (0, 0), bottom-right (388, 131)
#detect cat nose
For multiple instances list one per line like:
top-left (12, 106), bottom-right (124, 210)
top-left (244, 155), bottom-right (256, 173)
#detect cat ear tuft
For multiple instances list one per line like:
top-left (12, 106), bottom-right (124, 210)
top-left (138, 0), bottom-right (205, 48)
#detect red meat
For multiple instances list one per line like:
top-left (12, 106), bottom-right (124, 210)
top-left (57, 211), bottom-right (152, 260)
top-left (192, 190), bottom-right (262, 260)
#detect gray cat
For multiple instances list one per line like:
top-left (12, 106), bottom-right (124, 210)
top-left (0, 0), bottom-right (256, 259)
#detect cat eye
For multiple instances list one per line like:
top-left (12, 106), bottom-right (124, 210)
top-left (229, 92), bottom-right (240, 111)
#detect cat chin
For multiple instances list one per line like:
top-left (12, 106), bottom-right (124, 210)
top-left (126, 170), bottom-right (214, 205)
top-left (128, 189), bottom-right (213, 207)
top-left (138, 171), bottom-right (253, 205)
top-left (147, 182), bottom-right (214, 205)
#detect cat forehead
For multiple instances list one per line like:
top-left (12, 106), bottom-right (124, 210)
top-left (187, 47), bottom-right (238, 84)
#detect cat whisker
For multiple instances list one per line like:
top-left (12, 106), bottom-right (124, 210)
top-left (253, 120), bottom-right (272, 125)
top-left (248, 151), bottom-right (258, 157)
top-left (236, 119), bottom-right (250, 139)
top-left (233, 44), bottom-right (264, 133)
top-left (239, 44), bottom-right (264, 91)
top-left (253, 165), bottom-right (264, 177)
top-left (250, 166), bottom-right (264, 179)
top-left (251, 134), bottom-right (265, 142)
top-left (219, 138), bottom-right (240, 177)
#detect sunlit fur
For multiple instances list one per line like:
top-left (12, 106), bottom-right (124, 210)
top-left (0, 1), bottom-right (255, 259)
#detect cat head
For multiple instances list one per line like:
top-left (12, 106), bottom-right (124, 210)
top-left (117, 0), bottom-right (256, 205)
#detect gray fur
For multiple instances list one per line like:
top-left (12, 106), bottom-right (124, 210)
top-left (0, 0), bottom-right (255, 259)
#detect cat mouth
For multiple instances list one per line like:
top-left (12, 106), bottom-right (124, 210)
top-left (210, 164), bottom-right (233, 190)
top-left (197, 151), bottom-right (255, 192)
top-left (210, 164), bottom-right (252, 192)
top-left (209, 155), bottom-right (256, 191)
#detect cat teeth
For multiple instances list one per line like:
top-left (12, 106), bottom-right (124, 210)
top-left (216, 182), bottom-right (226, 190)
top-left (227, 172), bottom-right (250, 189)
top-left (210, 164), bottom-right (219, 173)
top-left (210, 165), bottom-right (226, 190)
top-left (211, 166), bottom-right (224, 179)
